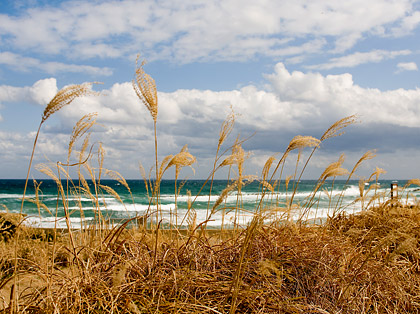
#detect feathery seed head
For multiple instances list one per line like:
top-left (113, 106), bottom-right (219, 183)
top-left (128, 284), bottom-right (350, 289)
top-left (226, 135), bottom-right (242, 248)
top-left (406, 179), bottom-right (420, 187)
top-left (287, 135), bottom-right (320, 152)
top-left (261, 156), bottom-right (276, 181)
top-left (219, 154), bottom-right (237, 168)
top-left (138, 162), bottom-right (150, 197)
top-left (218, 143), bottom-right (249, 170)
top-left (285, 175), bottom-right (293, 190)
top-left (35, 164), bottom-right (60, 185)
top-left (219, 109), bottom-right (235, 146)
top-left (187, 207), bottom-right (197, 234)
top-left (212, 181), bottom-right (238, 213)
top-left (167, 148), bottom-right (197, 179)
top-left (359, 178), bottom-right (368, 197)
top-left (97, 142), bottom-right (105, 179)
top-left (133, 55), bottom-right (158, 122)
top-left (105, 169), bottom-right (131, 193)
top-left (321, 115), bottom-right (358, 141)
top-left (157, 155), bottom-right (174, 182)
top-left (68, 112), bottom-right (98, 161)
top-left (99, 184), bottom-right (124, 204)
top-left (320, 154), bottom-right (348, 180)
top-left (261, 180), bottom-right (275, 193)
top-left (351, 150), bottom-right (376, 175)
top-left (78, 134), bottom-right (91, 165)
top-left (324, 167), bottom-right (349, 179)
top-left (372, 166), bottom-right (387, 181)
top-left (42, 82), bottom-right (98, 123)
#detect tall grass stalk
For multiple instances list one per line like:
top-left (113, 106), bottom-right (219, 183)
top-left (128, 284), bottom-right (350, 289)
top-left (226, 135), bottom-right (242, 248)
top-left (254, 135), bottom-right (320, 217)
top-left (333, 150), bottom-right (377, 214)
top-left (133, 56), bottom-right (159, 230)
top-left (11, 83), bottom-right (97, 313)
top-left (288, 115), bottom-right (357, 208)
top-left (206, 110), bottom-right (235, 220)
top-left (299, 154), bottom-right (349, 222)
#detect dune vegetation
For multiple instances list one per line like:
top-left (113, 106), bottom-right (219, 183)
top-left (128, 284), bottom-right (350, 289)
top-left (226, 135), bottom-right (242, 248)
top-left (1, 58), bottom-right (420, 313)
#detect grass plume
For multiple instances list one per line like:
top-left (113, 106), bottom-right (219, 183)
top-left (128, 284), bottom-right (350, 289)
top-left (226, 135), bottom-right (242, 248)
top-left (133, 55), bottom-right (160, 229)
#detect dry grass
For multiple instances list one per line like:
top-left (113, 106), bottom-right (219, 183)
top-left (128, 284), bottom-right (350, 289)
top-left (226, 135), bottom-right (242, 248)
top-left (2, 203), bottom-right (420, 313)
top-left (2, 60), bottom-right (420, 313)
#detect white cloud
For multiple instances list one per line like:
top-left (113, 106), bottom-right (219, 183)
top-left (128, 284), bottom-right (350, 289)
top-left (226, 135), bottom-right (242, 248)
top-left (266, 63), bottom-right (420, 127)
top-left (332, 33), bottom-right (362, 53)
top-left (0, 78), bottom-right (58, 105)
top-left (71, 43), bottom-right (123, 59)
top-left (0, 78), bottom-right (57, 126)
top-left (308, 49), bottom-right (411, 70)
top-left (392, 11), bottom-right (420, 35)
top-left (44, 62), bottom-right (420, 177)
top-left (0, 0), bottom-right (417, 62)
top-left (0, 131), bottom-right (34, 165)
top-left (0, 130), bottom-right (73, 176)
top-left (396, 62), bottom-right (418, 72)
top-left (0, 85), bottom-right (24, 103)
top-left (2, 63), bottom-right (420, 178)
top-left (44, 62), bottom-right (420, 153)
top-left (265, 39), bottom-right (327, 58)
top-left (28, 78), bottom-right (59, 105)
top-left (0, 52), bottom-right (113, 76)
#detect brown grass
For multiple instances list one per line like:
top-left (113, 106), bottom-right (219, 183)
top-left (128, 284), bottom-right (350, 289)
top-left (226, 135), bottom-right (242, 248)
top-left (3, 60), bottom-right (420, 313)
top-left (2, 203), bottom-right (420, 313)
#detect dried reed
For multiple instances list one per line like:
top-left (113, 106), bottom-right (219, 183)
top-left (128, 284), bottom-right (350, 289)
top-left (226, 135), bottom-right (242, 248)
top-left (133, 55), bottom-right (160, 230)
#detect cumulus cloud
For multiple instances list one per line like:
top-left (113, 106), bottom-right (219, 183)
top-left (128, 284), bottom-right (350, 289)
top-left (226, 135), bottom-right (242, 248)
top-left (308, 49), bottom-right (411, 70)
top-left (0, 131), bottom-right (27, 159)
top-left (2, 63), bottom-right (420, 178)
top-left (396, 62), bottom-right (418, 72)
top-left (267, 63), bottom-right (420, 127)
top-left (0, 129), bottom-right (74, 178)
top-left (45, 62), bottom-right (420, 150)
top-left (0, 0), bottom-right (417, 63)
top-left (35, 64), bottom-right (415, 175)
top-left (0, 78), bottom-right (58, 106)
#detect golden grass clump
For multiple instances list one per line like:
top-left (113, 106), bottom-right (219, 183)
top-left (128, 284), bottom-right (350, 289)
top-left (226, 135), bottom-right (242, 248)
top-left (4, 204), bottom-right (420, 313)
top-left (4, 114), bottom-right (420, 313)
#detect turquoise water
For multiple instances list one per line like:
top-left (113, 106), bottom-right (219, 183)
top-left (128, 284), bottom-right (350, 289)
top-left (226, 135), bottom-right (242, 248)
top-left (0, 179), bottom-right (417, 228)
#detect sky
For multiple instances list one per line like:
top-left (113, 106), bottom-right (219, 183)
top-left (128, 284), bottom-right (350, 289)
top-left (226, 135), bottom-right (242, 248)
top-left (0, 0), bottom-right (420, 180)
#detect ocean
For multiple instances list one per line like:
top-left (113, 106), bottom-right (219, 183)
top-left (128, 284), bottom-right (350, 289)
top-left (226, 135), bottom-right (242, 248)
top-left (0, 179), bottom-right (418, 229)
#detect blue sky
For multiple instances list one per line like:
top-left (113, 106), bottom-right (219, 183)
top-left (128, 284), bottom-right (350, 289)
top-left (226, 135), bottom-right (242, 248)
top-left (0, 0), bottom-right (420, 180)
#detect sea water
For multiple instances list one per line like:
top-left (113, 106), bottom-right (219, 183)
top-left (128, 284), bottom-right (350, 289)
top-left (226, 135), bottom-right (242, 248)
top-left (0, 179), bottom-right (418, 229)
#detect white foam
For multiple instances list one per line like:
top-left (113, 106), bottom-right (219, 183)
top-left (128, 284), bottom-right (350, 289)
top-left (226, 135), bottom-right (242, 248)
top-left (13, 182), bottom-right (411, 229)
top-left (24, 215), bottom-right (92, 229)
top-left (0, 194), bottom-right (25, 199)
